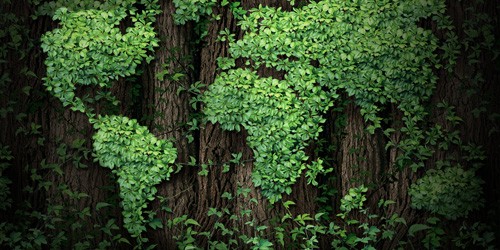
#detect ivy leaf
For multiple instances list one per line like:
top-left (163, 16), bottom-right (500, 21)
top-left (96, 202), bottom-right (112, 211)
top-left (184, 218), bottom-right (200, 227)
top-left (148, 218), bottom-right (163, 229)
top-left (408, 224), bottom-right (431, 237)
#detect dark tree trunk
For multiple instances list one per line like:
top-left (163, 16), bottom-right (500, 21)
top-left (0, 0), bottom-right (121, 247)
top-left (331, 0), bottom-right (500, 247)
top-left (140, 1), bottom-right (197, 248)
top-left (1, 0), bottom-right (498, 249)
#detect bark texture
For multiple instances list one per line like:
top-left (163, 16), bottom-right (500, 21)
top-left (0, 0), bottom-right (119, 246)
top-left (1, 0), bottom-right (499, 249)
top-left (140, 1), bottom-right (197, 248)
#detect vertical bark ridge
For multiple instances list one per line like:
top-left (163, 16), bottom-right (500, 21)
top-left (141, 1), bottom-right (197, 247)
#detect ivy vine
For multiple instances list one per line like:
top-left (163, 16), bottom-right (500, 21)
top-left (172, 0), bottom-right (217, 25)
top-left (203, 0), bottom-right (452, 202)
top-left (39, 0), bottom-right (177, 240)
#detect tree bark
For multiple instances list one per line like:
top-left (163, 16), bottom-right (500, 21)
top-left (0, 0), bottom-right (121, 247)
top-left (140, 1), bottom-right (197, 248)
top-left (1, 0), bottom-right (498, 249)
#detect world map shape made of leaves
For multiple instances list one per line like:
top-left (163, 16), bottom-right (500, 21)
top-left (203, 0), bottom-right (446, 203)
top-left (40, 1), bottom-right (177, 237)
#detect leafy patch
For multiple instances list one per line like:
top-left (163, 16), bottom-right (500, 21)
top-left (93, 115), bottom-right (177, 237)
top-left (41, 1), bottom-right (159, 113)
top-left (204, 0), bottom-right (449, 202)
top-left (409, 166), bottom-right (484, 220)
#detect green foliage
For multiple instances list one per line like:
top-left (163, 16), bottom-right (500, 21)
top-left (40, 1), bottom-right (160, 113)
top-left (92, 115), bottom-right (177, 237)
top-left (204, 0), bottom-right (448, 202)
top-left (408, 217), bottom-right (445, 249)
top-left (0, 8), bottom-right (27, 55)
top-left (0, 144), bottom-right (13, 211)
top-left (29, 0), bottom-right (498, 247)
top-left (205, 68), bottom-right (330, 202)
top-left (166, 186), bottom-right (405, 249)
top-left (453, 222), bottom-right (496, 249)
top-left (39, 0), bottom-right (179, 241)
top-left (409, 166), bottom-right (484, 220)
top-left (276, 186), bottom-right (406, 249)
top-left (173, 0), bottom-right (246, 25)
top-left (31, 0), bottom-right (154, 17)
top-left (0, 137), bottom-right (130, 249)
top-left (0, 3), bottom-right (31, 119)
top-left (326, 190), bottom-right (406, 249)
top-left (172, 0), bottom-right (247, 42)
top-left (339, 185), bottom-right (367, 214)
top-left (172, 0), bottom-right (216, 25)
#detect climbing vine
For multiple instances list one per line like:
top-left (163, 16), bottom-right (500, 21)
top-left (39, 0), bottom-right (177, 241)
top-left (172, 0), bottom-right (217, 25)
top-left (203, 0), bottom-right (451, 202)
top-left (172, 0), bottom-right (246, 25)
top-left (24, 0), bottom-right (497, 247)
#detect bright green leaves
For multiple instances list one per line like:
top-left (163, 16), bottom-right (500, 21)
top-left (172, 0), bottom-right (217, 25)
top-left (339, 185), bottom-right (368, 214)
top-left (41, 2), bottom-right (159, 113)
top-left (93, 115), bottom-right (177, 237)
top-left (409, 167), bottom-right (484, 220)
top-left (33, 0), bottom-right (144, 17)
top-left (39, 0), bottom-right (175, 240)
top-left (204, 0), bottom-right (449, 202)
top-left (233, 0), bottom-right (441, 124)
top-left (204, 68), bottom-right (331, 203)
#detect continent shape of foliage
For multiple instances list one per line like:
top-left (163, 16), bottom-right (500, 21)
top-left (204, 0), bottom-right (447, 202)
top-left (40, 1), bottom-right (159, 113)
top-left (93, 115), bottom-right (178, 237)
top-left (39, 0), bottom-right (177, 239)
top-left (409, 166), bottom-right (484, 220)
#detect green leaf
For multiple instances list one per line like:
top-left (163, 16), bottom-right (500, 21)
top-left (408, 224), bottom-right (431, 237)
top-left (283, 200), bottom-right (295, 209)
top-left (185, 218), bottom-right (200, 227)
top-left (96, 202), bottom-right (112, 211)
top-left (148, 218), bottom-right (163, 229)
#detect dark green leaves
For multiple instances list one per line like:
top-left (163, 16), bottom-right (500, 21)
top-left (409, 167), bottom-right (484, 220)
top-left (172, 0), bottom-right (217, 25)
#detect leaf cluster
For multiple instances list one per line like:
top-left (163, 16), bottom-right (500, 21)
top-left (93, 115), bottom-right (177, 238)
top-left (204, 0), bottom-right (449, 202)
top-left (0, 144), bottom-right (13, 211)
top-left (172, 0), bottom-right (217, 25)
top-left (39, 0), bottom-right (177, 241)
top-left (40, 1), bottom-right (159, 113)
top-left (409, 166), bottom-right (484, 220)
